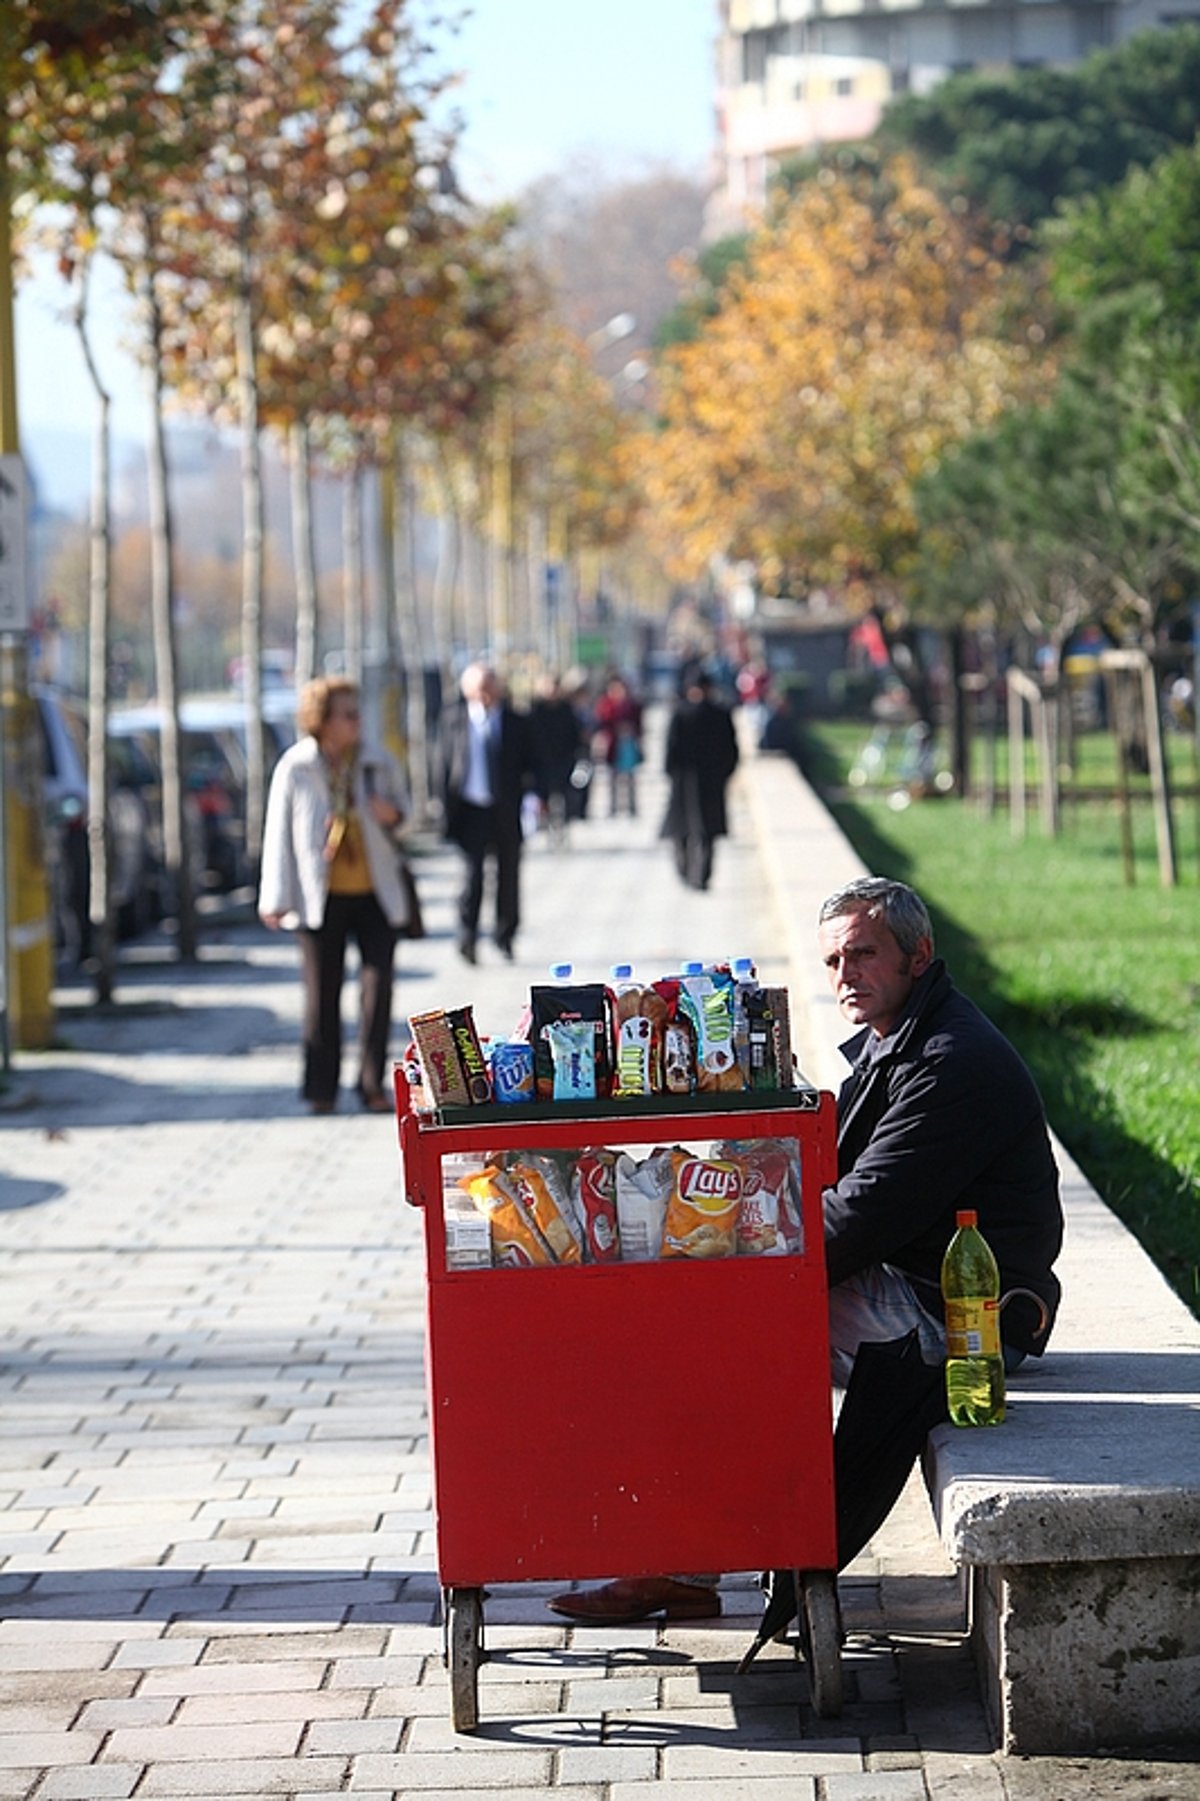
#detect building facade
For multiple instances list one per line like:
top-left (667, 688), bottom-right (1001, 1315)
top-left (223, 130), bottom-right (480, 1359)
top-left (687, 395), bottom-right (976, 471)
top-left (709, 0), bottom-right (1200, 235)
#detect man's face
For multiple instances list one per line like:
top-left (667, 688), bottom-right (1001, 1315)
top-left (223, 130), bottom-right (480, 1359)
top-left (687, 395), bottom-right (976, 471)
top-left (818, 906), bottom-right (932, 1038)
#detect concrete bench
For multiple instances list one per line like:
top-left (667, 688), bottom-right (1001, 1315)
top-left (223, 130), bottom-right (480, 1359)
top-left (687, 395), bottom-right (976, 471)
top-left (926, 1141), bottom-right (1200, 1754)
top-left (741, 739), bottom-right (1200, 1755)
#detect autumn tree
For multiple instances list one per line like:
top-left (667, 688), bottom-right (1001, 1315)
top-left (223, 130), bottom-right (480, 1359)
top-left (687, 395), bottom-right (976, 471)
top-left (636, 158), bottom-right (1046, 604)
top-left (5, 0), bottom-right (214, 984)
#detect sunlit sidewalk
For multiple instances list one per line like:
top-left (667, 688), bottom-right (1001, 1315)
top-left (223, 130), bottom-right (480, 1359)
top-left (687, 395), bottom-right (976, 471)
top-left (0, 739), bottom-right (983, 1800)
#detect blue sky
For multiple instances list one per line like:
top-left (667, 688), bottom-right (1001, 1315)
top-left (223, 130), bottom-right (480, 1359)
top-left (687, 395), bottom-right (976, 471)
top-left (16, 0), bottom-right (715, 503)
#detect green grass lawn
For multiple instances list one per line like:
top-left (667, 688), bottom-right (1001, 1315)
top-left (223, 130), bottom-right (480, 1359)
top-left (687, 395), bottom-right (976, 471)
top-left (800, 720), bottom-right (1200, 1316)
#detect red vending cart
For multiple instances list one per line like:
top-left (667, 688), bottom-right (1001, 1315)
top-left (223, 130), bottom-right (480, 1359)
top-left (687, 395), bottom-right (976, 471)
top-left (396, 1071), bottom-right (842, 1730)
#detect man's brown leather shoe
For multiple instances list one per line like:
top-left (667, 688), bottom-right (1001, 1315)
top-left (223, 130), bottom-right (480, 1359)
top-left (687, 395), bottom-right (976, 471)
top-left (547, 1577), bottom-right (719, 1623)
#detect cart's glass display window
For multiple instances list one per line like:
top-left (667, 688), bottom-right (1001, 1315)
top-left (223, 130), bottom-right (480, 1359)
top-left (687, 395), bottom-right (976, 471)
top-left (437, 1136), bottom-right (804, 1272)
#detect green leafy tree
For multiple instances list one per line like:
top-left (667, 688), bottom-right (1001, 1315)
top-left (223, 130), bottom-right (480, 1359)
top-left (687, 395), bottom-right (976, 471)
top-left (872, 23), bottom-right (1200, 231)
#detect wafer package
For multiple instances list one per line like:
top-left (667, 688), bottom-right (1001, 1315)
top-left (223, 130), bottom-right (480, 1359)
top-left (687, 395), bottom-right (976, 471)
top-left (408, 1005), bottom-right (491, 1106)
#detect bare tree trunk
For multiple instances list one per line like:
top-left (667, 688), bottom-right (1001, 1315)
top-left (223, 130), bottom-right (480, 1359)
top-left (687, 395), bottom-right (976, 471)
top-left (142, 220), bottom-right (196, 960)
top-left (342, 460), bottom-right (364, 685)
top-left (235, 239), bottom-right (265, 870)
top-left (429, 442), bottom-right (459, 672)
top-left (74, 274), bottom-right (115, 1003)
top-left (392, 433), bottom-right (429, 816)
top-left (290, 417), bottom-right (318, 687)
top-left (489, 393), bottom-right (513, 659)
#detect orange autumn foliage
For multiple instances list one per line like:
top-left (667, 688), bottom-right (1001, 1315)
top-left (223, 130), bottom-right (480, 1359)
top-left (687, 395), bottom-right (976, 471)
top-left (635, 158), bottom-right (1048, 593)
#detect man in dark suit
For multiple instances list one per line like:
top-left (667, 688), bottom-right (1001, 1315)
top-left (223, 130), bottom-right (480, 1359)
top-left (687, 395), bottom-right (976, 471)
top-left (436, 662), bottom-right (535, 963)
top-left (661, 669), bottom-right (739, 890)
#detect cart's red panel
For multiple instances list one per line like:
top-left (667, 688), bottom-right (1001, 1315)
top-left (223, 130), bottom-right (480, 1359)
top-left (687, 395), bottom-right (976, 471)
top-left (397, 1083), bottom-right (839, 1587)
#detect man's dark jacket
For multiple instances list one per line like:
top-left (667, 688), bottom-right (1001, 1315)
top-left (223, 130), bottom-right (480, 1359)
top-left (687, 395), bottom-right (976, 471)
top-left (661, 696), bottom-right (739, 843)
top-left (436, 701), bottom-right (533, 847)
top-left (825, 959), bottom-right (1063, 1356)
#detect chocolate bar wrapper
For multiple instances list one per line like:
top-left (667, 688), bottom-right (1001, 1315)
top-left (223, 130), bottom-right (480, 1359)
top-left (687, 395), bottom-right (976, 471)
top-left (762, 987), bottom-right (793, 1090)
top-left (407, 1009), bottom-right (471, 1106)
top-left (446, 1006), bottom-right (493, 1104)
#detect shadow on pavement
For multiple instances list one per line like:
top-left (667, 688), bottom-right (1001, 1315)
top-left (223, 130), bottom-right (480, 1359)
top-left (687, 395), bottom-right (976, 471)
top-left (1, 1066), bottom-right (326, 1126)
top-left (0, 1176), bottom-right (67, 1211)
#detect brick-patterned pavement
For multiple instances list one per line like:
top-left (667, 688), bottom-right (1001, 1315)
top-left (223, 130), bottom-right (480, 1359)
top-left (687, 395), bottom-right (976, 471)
top-left (2, 730), bottom-right (1192, 1800)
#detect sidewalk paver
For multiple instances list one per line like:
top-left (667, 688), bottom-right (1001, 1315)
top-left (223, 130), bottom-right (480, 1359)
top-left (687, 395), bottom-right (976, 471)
top-left (2, 726), bottom-right (1195, 1798)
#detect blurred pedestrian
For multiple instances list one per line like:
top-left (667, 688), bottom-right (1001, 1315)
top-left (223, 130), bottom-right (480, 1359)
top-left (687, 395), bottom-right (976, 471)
top-left (661, 668), bottom-right (739, 890)
top-left (592, 672), bottom-right (644, 817)
top-left (259, 676), bottom-right (411, 1115)
top-left (436, 662), bottom-right (536, 964)
top-left (760, 689), bottom-right (803, 765)
top-left (530, 672), bottom-right (586, 845)
top-left (736, 657), bottom-right (771, 740)
top-left (563, 669), bottom-right (596, 819)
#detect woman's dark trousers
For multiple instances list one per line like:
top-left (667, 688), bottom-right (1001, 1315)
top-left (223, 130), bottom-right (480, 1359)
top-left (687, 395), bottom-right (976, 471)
top-left (298, 892), bottom-right (397, 1106)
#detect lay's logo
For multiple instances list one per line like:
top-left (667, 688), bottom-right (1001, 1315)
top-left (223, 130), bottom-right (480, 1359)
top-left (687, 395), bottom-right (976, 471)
top-left (677, 1158), bottom-right (742, 1205)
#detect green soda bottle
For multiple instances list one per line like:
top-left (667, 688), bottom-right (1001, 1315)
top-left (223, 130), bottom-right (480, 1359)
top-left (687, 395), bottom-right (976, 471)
top-left (941, 1209), bottom-right (1006, 1427)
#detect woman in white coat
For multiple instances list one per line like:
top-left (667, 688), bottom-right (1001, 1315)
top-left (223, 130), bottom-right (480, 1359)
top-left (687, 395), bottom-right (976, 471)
top-left (259, 677), bottom-right (411, 1113)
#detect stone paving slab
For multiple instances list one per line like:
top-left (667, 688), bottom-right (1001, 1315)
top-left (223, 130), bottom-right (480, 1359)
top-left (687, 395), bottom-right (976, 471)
top-left (2, 729), bottom-right (1197, 1798)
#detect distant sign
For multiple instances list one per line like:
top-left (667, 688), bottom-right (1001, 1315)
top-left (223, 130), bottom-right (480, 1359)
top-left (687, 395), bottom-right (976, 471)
top-left (0, 456), bottom-right (29, 632)
top-left (575, 632), bottom-right (611, 668)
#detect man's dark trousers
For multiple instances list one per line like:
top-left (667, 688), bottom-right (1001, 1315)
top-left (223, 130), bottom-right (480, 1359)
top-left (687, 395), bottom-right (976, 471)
top-left (455, 799), bottom-right (520, 953)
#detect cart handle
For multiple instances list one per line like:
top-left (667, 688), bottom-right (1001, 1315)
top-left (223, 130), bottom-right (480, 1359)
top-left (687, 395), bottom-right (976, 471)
top-left (394, 1066), bottom-right (427, 1207)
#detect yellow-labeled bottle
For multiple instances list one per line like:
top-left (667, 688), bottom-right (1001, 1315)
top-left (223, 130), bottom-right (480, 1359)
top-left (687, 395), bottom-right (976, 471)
top-left (941, 1208), bottom-right (1005, 1427)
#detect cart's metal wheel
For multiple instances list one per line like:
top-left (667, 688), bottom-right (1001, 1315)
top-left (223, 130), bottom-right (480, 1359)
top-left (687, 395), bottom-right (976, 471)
top-left (446, 1586), bottom-right (484, 1733)
top-left (798, 1570), bottom-right (844, 1718)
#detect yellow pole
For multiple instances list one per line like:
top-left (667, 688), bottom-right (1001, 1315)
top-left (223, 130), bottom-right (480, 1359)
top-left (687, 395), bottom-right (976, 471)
top-left (0, 140), bottom-right (55, 1051)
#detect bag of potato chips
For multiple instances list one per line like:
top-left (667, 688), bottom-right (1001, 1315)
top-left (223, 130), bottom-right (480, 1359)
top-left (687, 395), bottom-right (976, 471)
top-left (661, 1149), bottom-right (743, 1259)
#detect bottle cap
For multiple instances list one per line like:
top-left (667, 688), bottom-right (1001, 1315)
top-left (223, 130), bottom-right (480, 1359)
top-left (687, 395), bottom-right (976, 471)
top-left (549, 962), bottom-right (573, 981)
top-left (610, 963), bottom-right (633, 981)
top-left (956, 1209), bottom-right (977, 1228)
top-left (732, 957), bottom-right (754, 978)
top-left (681, 960), bottom-right (704, 976)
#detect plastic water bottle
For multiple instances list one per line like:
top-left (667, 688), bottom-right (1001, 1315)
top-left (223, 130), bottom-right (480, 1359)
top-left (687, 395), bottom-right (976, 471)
top-left (941, 1209), bottom-right (1006, 1427)
top-left (731, 955), bottom-right (756, 1082)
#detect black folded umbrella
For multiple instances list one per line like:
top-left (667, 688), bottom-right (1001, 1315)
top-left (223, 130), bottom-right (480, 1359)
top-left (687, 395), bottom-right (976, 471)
top-left (739, 1330), bottom-right (947, 1671)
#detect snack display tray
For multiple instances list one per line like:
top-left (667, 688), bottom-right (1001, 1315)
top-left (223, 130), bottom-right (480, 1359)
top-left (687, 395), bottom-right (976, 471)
top-left (424, 1083), bottom-right (822, 1129)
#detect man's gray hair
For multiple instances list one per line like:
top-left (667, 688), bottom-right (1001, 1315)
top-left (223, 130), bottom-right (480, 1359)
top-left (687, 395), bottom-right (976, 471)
top-left (818, 877), bottom-right (934, 957)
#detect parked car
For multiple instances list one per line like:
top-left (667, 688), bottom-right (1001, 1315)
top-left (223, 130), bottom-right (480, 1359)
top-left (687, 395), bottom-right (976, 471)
top-left (108, 690), bottom-right (297, 901)
top-left (33, 685), bottom-right (156, 961)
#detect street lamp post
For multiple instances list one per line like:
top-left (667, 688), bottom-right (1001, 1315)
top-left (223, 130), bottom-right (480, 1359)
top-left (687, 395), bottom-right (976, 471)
top-left (0, 138), bottom-right (55, 1058)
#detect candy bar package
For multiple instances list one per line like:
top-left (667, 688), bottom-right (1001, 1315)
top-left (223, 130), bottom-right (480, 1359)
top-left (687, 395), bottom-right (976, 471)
top-left (761, 987), bottom-right (794, 1090)
top-left (528, 981), bottom-right (615, 1100)
top-left (408, 1009), bottom-right (473, 1106)
top-left (447, 1007), bottom-right (493, 1103)
top-left (743, 987), bottom-right (777, 1089)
